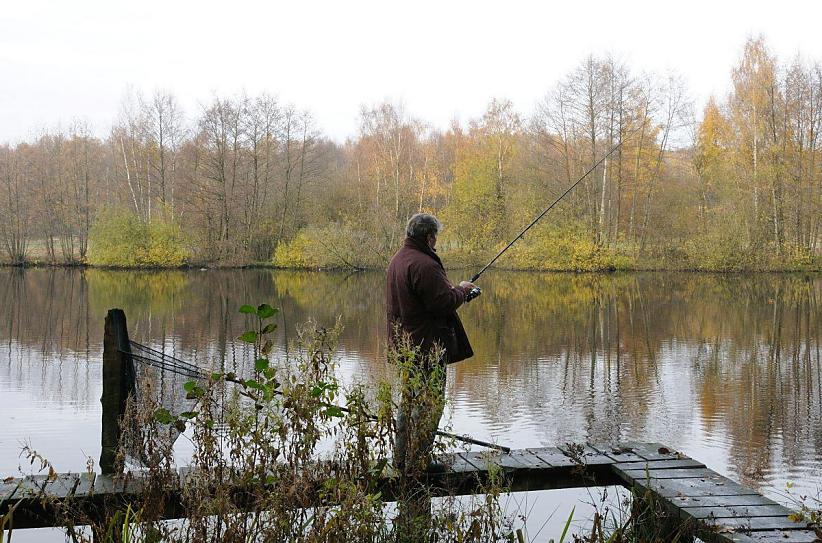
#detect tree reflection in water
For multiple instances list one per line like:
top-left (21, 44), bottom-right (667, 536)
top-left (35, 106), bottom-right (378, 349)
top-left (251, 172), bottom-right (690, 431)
top-left (0, 268), bottom-right (820, 497)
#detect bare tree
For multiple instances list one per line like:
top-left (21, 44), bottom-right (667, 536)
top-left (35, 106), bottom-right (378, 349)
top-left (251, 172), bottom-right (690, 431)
top-left (142, 90), bottom-right (186, 217)
top-left (0, 145), bottom-right (30, 263)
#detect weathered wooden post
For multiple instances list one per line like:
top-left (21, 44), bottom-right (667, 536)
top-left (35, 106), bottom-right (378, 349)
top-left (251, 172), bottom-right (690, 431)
top-left (100, 308), bottom-right (136, 475)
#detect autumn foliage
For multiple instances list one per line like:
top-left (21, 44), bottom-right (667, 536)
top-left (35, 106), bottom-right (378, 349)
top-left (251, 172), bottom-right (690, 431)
top-left (1, 37), bottom-right (821, 271)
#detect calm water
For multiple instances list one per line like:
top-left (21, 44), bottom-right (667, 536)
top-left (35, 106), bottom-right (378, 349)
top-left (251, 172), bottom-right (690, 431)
top-left (2, 268), bottom-right (821, 536)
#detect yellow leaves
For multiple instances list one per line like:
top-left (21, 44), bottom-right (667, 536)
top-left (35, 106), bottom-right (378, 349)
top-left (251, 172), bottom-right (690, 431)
top-left (694, 97), bottom-right (729, 179)
top-left (87, 207), bottom-right (189, 267)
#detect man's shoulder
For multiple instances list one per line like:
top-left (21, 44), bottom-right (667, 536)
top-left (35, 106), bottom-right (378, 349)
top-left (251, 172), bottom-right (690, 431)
top-left (402, 246), bottom-right (438, 265)
top-left (387, 245), bottom-right (438, 277)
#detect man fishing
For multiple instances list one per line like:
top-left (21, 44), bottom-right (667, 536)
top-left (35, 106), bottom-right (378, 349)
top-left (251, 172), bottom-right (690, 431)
top-left (386, 212), bottom-right (476, 472)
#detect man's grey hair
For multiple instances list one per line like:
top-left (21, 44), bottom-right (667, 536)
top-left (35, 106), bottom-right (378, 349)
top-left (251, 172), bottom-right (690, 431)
top-left (406, 213), bottom-right (442, 239)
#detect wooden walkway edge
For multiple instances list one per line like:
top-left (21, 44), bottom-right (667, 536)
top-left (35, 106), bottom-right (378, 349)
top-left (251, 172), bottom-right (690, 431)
top-left (1, 442), bottom-right (818, 542)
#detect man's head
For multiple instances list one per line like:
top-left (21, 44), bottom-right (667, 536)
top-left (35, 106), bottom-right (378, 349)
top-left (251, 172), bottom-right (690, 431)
top-left (406, 213), bottom-right (441, 250)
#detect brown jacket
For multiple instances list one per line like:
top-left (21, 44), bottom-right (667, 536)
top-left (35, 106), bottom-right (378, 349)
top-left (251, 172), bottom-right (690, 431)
top-left (386, 237), bottom-right (474, 365)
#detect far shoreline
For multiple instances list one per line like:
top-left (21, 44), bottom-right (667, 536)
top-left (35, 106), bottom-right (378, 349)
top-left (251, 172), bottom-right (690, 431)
top-left (2, 260), bottom-right (821, 275)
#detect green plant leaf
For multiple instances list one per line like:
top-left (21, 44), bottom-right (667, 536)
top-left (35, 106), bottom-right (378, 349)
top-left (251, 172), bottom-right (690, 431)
top-left (185, 385), bottom-right (205, 399)
top-left (154, 408), bottom-right (173, 424)
top-left (244, 379), bottom-right (265, 391)
top-left (255, 358), bottom-right (269, 371)
top-left (179, 411), bottom-right (198, 419)
top-left (239, 304), bottom-right (256, 314)
top-left (261, 322), bottom-right (277, 334)
top-left (257, 304), bottom-right (277, 319)
top-left (238, 331), bottom-right (258, 343)
top-left (211, 372), bottom-right (224, 381)
top-left (183, 380), bottom-right (197, 393)
top-left (559, 506), bottom-right (575, 543)
top-left (324, 406), bottom-right (344, 418)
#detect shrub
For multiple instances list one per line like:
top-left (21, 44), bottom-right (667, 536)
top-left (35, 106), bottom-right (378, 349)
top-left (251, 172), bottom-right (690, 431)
top-left (681, 230), bottom-right (756, 272)
top-left (88, 208), bottom-right (189, 267)
top-left (273, 222), bottom-right (385, 269)
top-left (272, 228), bottom-right (322, 268)
top-left (35, 307), bottom-right (512, 542)
top-left (496, 225), bottom-right (635, 272)
top-left (784, 243), bottom-right (821, 270)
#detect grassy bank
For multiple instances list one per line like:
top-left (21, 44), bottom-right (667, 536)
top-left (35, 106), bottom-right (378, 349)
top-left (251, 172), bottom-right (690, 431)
top-left (4, 253), bottom-right (822, 273)
top-left (6, 231), bottom-right (821, 273)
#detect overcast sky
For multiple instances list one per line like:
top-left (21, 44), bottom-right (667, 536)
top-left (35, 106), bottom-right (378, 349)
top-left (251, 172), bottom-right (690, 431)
top-left (3, 0), bottom-right (822, 143)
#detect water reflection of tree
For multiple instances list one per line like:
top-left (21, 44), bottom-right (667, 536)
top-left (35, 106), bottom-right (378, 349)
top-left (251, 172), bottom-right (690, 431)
top-left (0, 268), bottom-right (94, 406)
top-left (688, 276), bottom-right (822, 488)
top-left (451, 272), bottom-right (821, 489)
top-left (1, 268), bottom-right (821, 490)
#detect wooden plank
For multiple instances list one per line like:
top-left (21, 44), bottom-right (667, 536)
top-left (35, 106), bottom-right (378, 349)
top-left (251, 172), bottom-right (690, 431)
top-left (558, 444), bottom-right (614, 466)
top-left (46, 472), bottom-right (96, 499)
top-left (588, 443), bottom-right (645, 463)
top-left (621, 441), bottom-right (684, 461)
top-left (701, 515), bottom-right (810, 531)
top-left (15, 475), bottom-right (51, 498)
top-left (457, 451), bottom-right (500, 472)
top-left (710, 531), bottom-right (821, 543)
top-left (506, 450), bottom-right (547, 470)
top-left (614, 459), bottom-right (706, 470)
top-left (441, 454), bottom-right (480, 474)
top-left (528, 448), bottom-right (577, 468)
top-left (495, 453), bottom-right (533, 471)
top-left (670, 494), bottom-right (780, 508)
top-left (0, 479), bottom-right (20, 502)
top-left (90, 474), bottom-right (146, 496)
top-left (709, 534), bottom-right (756, 543)
top-left (628, 475), bottom-right (760, 499)
top-left (89, 474), bottom-right (118, 496)
top-left (621, 467), bottom-right (723, 480)
top-left (681, 504), bottom-right (794, 519)
top-left (741, 531), bottom-right (821, 542)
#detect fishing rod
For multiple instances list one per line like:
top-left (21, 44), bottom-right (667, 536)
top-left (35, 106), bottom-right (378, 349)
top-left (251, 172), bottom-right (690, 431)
top-left (464, 134), bottom-right (632, 302)
top-left (323, 400), bottom-right (511, 453)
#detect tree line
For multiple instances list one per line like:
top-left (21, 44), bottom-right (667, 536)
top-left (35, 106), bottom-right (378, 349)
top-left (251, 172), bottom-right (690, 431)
top-left (1, 37), bottom-right (820, 271)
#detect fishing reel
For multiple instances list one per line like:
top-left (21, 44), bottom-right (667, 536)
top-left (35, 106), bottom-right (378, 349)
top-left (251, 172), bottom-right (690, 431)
top-left (465, 286), bottom-right (482, 302)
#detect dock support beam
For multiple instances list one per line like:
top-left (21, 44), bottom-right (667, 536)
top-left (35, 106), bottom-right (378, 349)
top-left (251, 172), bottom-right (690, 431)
top-left (100, 308), bottom-right (135, 476)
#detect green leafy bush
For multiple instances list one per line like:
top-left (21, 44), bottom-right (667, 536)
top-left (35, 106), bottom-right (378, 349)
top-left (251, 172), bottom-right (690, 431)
top-left (273, 222), bottom-right (385, 269)
top-left (784, 243), bottom-right (820, 270)
top-left (492, 225), bottom-right (635, 272)
top-left (88, 208), bottom-right (189, 267)
top-left (681, 230), bottom-right (757, 272)
top-left (272, 229), bottom-right (322, 268)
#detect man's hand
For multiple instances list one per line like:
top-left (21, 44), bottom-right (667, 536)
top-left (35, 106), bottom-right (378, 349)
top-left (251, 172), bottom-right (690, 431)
top-left (459, 281), bottom-right (477, 291)
top-left (459, 280), bottom-right (482, 302)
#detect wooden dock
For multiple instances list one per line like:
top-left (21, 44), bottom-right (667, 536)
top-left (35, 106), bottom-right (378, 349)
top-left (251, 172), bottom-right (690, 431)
top-left (2, 442), bottom-right (817, 542)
